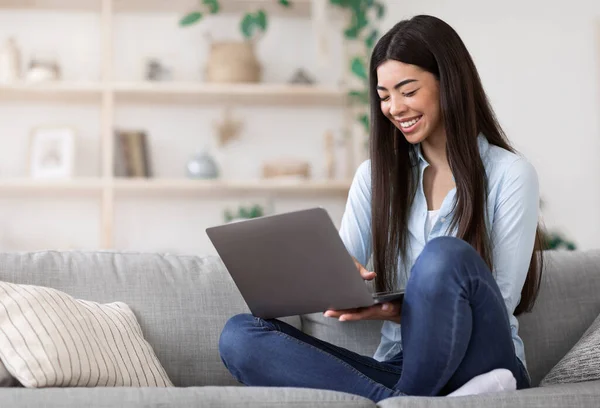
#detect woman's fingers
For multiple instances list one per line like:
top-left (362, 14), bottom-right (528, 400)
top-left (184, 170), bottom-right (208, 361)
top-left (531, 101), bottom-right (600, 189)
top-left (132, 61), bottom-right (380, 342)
top-left (324, 308), bottom-right (357, 318)
top-left (326, 302), bottom-right (400, 322)
top-left (352, 257), bottom-right (376, 281)
top-left (359, 267), bottom-right (377, 281)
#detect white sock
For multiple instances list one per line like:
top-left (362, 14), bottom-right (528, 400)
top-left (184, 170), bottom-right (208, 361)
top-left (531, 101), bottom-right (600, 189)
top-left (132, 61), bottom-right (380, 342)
top-left (447, 368), bottom-right (516, 397)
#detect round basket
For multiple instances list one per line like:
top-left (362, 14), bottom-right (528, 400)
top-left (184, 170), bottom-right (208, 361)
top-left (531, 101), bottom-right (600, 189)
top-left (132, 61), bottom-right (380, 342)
top-left (205, 40), bottom-right (261, 83)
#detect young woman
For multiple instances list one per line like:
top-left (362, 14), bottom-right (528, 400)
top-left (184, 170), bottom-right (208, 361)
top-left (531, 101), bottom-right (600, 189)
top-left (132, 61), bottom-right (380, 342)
top-left (218, 15), bottom-right (543, 402)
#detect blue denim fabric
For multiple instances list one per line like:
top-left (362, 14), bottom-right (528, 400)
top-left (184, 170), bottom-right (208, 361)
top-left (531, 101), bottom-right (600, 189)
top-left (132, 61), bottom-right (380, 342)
top-left (219, 237), bottom-right (531, 402)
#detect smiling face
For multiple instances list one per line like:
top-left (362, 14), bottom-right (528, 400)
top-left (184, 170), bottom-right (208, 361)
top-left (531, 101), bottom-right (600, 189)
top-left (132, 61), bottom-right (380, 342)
top-left (376, 59), bottom-right (444, 145)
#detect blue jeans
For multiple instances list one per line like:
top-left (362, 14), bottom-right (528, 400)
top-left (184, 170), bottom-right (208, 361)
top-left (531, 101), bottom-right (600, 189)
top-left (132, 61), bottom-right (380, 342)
top-left (219, 237), bottom-right (531, 402)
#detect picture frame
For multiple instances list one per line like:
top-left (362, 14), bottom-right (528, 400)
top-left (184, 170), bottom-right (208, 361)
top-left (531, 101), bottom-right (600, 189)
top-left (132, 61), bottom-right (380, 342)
top-left (28, 126), bottom-right (76, 179)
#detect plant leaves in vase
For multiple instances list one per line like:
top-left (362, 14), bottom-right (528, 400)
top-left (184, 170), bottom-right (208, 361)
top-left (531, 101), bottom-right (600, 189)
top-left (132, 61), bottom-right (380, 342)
top-left (256, 10), bottom-right (268, 31)
top-left (202, 0), bottom-right (220, 14)
top-left (179, 12), bottom-right (203, 26)
top-left (240, 10), bottom-right (268, 39)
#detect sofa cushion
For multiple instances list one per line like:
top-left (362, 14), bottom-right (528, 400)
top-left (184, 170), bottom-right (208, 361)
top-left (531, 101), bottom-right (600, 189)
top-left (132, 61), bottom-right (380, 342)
top-left (379, 381), bottom-right (600, 408)
top-left (516, 250), bottom-right (600, 386)
top-left (0, 250), bottom-right (301, 387)
top-left (0, 280), bottom-right (173, 388)
top-left (0, 386), bottom-right (375, 408)
top-left (540, 312), bottom-right (600, 386)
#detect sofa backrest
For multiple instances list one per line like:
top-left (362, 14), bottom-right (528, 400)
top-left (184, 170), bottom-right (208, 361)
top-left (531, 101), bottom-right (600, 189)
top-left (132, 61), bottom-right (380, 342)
top-left (301, 250), bottom-right (600, 387)
top-left (1, 249), bottom-right (599, 388)
top-left (518, 249), bottom-right (600, 385)
top-left (0, 250), bottom-right (302, 387)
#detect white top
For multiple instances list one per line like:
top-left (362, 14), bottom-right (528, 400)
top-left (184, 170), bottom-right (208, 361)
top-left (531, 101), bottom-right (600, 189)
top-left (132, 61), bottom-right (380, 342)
top-left (425, 209), bottom-right (440, 237)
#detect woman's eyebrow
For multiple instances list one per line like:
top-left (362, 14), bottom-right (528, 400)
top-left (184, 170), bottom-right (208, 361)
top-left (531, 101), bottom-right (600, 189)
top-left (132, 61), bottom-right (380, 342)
top-left (376, 79), bottom-right (418, 91)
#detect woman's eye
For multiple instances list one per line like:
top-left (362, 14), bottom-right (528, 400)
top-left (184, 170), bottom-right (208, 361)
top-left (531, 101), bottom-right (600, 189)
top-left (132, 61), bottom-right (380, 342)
top-left (379, 95), bottom-right (389, 102)
top-left (403, 90), bottom-right (417, 97)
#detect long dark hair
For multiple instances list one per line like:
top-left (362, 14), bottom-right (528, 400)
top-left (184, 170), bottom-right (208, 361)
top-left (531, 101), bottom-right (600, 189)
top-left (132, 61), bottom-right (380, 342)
top-left (369, 15), bottom-right (543, 315)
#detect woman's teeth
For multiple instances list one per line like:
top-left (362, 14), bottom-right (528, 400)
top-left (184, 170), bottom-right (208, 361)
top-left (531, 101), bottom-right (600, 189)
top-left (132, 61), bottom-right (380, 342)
top-left (400, 116), bottom-right (421, 128)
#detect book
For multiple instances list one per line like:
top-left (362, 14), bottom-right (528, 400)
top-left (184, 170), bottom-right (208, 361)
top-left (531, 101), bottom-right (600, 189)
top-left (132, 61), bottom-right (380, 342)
top-left (114, 130), bottom-right (152, 178)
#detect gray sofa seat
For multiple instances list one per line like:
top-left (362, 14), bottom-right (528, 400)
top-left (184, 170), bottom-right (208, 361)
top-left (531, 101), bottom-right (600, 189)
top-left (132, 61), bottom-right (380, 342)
top-left (0, 248), bottom-right (598, 407)
top-left (0, 386), bottom-right (374, 408)
top-left (379, 381), bottom-right (600, 407)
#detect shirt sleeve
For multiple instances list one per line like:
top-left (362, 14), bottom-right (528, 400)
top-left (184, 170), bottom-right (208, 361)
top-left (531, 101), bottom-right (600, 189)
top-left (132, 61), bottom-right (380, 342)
top-left (339, 160), bottom-right (372, 267)
top-left (491, 157), bottom-right (540, 315)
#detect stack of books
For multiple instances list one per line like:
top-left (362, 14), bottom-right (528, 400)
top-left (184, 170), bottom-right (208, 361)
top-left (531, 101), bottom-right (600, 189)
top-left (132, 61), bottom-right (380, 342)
top-left (114, 130), bottom-right (152, 178)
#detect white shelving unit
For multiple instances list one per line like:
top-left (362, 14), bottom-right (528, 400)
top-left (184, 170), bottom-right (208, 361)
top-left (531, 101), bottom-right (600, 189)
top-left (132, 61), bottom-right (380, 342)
top-left (0, 0), bottom-right (314, 15)
top-left (0, 0), bottom-right (355, 250)
top-left (112, 82), bottom-right (347, 105)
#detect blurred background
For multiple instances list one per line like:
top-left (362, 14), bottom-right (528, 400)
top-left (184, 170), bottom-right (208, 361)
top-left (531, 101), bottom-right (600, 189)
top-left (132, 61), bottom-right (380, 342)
top-left (0, 0), bottom-right (595, 256)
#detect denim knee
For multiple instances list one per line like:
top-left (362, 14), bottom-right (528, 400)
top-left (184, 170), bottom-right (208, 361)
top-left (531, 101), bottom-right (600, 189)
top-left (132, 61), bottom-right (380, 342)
top-left (218, 313), bottom-right (256, 368)
top-left (408, 237), bottom-right (479, 295)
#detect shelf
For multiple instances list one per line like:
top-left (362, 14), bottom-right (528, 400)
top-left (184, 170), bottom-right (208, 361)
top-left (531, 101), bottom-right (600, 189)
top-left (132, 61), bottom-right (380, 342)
top-left (112, 178), bottom-right (352, 196)
top-left (0, 82), bottom-right (347, 106)
top-left (0, 0), bottom-right (313, 15)
top-left (113, 82), bottom-right (347, 106)
top-left (0, 178), bottom-right (350, 196)
top-left (0, 0), bottom-right (100, 11)
top-left (0, 178), bottom-right (105, 194)
top-left (0, 82), bottom-right (104, 103)
top-left (115, 0), bottom-right (312, 15)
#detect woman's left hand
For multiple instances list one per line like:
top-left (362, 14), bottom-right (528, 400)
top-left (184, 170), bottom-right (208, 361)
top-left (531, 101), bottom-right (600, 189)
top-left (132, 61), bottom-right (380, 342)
top-left (323, 301), bottom-right (402, 323)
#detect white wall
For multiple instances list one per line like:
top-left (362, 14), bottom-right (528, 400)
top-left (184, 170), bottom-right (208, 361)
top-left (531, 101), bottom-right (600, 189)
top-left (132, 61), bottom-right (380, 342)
top-left (2, 1), bottom-right (600, 253)
top-left (383, 1), bottom-right (600, 250)
top-left (0, 8), bottom-right (353, 255)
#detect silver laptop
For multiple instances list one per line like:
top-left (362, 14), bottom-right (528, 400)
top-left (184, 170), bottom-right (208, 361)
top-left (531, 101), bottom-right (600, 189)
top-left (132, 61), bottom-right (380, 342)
top-left (206, 207), bottom-right (404, 319)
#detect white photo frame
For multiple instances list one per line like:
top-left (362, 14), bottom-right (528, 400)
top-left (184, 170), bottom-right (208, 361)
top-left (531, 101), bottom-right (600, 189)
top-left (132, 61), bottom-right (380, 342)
top-left (28, 126), bottom-right (76, 179)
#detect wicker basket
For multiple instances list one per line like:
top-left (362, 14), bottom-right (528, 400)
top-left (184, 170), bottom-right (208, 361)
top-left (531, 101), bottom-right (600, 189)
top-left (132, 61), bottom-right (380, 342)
top-left (205, 40), bottom-right (261, 83)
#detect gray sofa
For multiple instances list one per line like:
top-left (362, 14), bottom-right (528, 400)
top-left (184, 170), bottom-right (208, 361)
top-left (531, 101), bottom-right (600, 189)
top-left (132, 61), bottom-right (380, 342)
top-left (0, 248), bottom-right (599, 407)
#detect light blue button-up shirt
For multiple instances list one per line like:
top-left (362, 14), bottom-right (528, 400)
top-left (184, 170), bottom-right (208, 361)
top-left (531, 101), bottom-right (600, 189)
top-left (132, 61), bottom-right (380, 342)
top-left (339, 134), bottom-right (539, 368)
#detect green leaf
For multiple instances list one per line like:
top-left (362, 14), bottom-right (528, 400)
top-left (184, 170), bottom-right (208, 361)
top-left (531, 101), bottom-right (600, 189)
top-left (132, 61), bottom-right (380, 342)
top-left (278, 0), bottom-right (291, 7)
top-left (349, 90), bottom-right (369, 104)
top-left (256, 9), bottom-right (267, 31)
top-left (344, 25), bottom-right (359, 39)
top-left (375, 1), bottom-right (385, 19)
top-left (355, 11), bottom-right (369, 31)
top-left (240, 11), bottom-right (267, 39)
top-left (351, 57), bottom-right (368, 81)
top-left (343, 8), bottom-right (369, 39)
top-left (365, 29), bottom-right (378, 49)
top-left (358, 114), bottom-right (370, 133)
top-left (179, 12), bottom-right (203, 26)
top-left (202, 0), bottom-right (220, 14)
top-left (240, 13), bottom-right (255, 38)
top-left (348, 0), bottom-right (364, 14)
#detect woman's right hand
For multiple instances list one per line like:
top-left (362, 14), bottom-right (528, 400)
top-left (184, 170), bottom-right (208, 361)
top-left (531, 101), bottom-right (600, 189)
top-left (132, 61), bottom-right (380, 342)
top-left (322, 257), bottom-right (402, 323)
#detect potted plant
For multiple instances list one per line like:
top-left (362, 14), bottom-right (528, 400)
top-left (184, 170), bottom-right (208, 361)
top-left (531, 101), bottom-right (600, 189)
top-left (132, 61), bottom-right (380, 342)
top-left (180, 0), bottom-right (386, 132)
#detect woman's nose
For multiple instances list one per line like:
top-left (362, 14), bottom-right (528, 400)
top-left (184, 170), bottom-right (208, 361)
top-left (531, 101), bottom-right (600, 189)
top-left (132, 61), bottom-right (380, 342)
top-left (389, 98), bottom-right (407, 117)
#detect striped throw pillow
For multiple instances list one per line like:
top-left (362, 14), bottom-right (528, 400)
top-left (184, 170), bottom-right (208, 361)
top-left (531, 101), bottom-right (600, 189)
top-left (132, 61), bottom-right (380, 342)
top-left (0, 281), bottom-right (173, 388)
